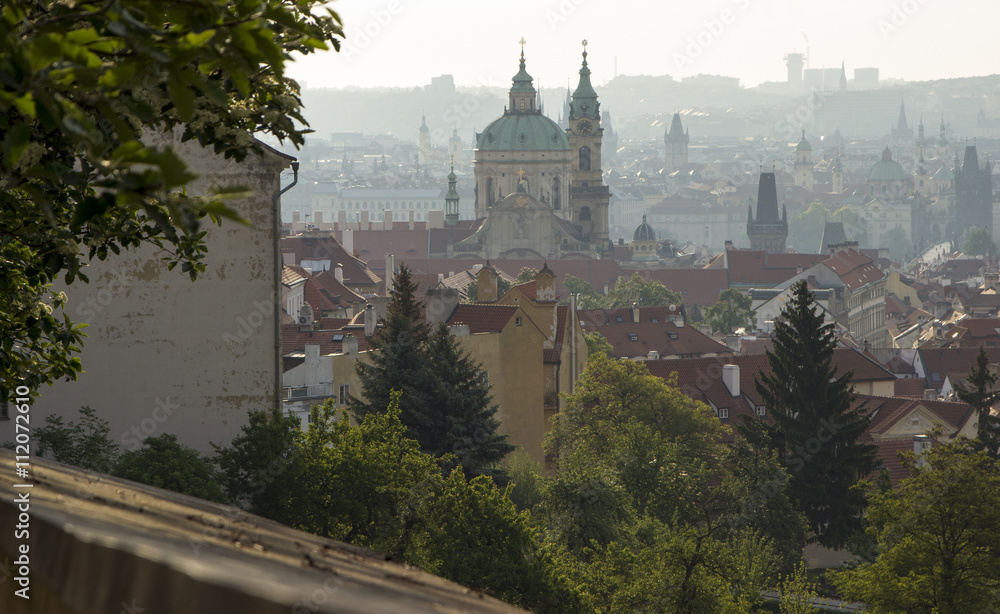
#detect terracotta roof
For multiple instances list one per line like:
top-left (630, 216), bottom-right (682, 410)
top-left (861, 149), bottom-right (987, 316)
top-left (312, 271), bottom-right (366, 307)
top-left (281, 235), bottom-right (381, 289)
top-left (822, 249), bottom-right (884, 291)
top-left (282, 323), bottom-right (372, 357)
top-left (919, 346), bottom-right (1000, 390)
top-left (515, 280), bottom-right (537, 300)
top-left (738, 338), bottom-right (774, 354)
top-left (446, 304), bottom-right (518, 334)
top-left (725, 249), bottom-right (826, 287)
top-left (590, 321), bottom-right (733, 359)
top-left (894, 377), bottom-right (929, 398)
top-left (281, 265), bottom-right (306, 287)
top-left (626, 269), bottom-right (730, 307)
top-left (576, 305), bottom-right (684, 327)
top-left (544, 306), bottom-right (569, 364)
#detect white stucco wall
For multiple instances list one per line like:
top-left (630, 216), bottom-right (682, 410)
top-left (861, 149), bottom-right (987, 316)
top-left (0, 137), bottom-right (291, 455)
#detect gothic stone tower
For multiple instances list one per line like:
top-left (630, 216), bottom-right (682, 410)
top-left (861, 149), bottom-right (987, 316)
top-left (567, 40), bottom-right (611, 251)
top-left (955, 144), bottom-right (994, 239)
top-left (664, 112), bottom-right (688, 172)
top-left (794, 132), bottom-right (814, 191)
top-left (747, 172), bottom-right (788, 253)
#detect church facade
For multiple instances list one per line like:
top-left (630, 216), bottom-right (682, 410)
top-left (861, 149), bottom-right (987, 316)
top-left (448, 43), bottom-right (611, 260)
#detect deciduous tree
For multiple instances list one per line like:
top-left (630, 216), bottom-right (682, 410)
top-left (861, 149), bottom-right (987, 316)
top-left (704, 288), bottom-right (756, 334)
top-left (0, 0), bottom-right (343, 399)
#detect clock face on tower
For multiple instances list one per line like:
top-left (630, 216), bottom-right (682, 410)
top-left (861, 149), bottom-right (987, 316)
top-left (576, 119), bottom-right (593, 136)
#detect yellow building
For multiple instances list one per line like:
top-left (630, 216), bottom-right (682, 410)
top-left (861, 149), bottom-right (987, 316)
top-left (326, 265), bottom-right (587, 472)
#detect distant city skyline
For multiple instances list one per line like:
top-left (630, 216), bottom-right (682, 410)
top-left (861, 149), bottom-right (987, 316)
top-left (289, 0), bottom-right (1000, 90)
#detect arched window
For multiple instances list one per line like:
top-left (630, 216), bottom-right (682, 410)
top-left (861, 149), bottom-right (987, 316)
top-left (579, 206), bottom-right (592, 222)
top-left (552, 176), bottom-right (561, 208)
top-left (486, 178), bottom-right (495, 207)
top-left (519, 99), bottom-right (525, 111)
top-left (579, 146), bottom-right (591, 171)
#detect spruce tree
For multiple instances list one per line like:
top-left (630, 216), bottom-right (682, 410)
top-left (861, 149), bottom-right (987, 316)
top-left (427, 322), bottom-right (514, 479)
top-left (740, 280), bottom-right (877, 549)
top-left (955, 347), bottom-right (1000, 457)
top-left (351, 264), bottom-right (435, 435)
top-left (352, 265), bottom-right (514, 478)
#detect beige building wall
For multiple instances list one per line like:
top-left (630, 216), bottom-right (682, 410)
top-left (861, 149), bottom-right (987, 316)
top-left (1, 138), bottom-right (292, 455)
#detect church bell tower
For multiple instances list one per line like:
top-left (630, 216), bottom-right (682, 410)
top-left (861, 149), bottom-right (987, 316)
top-left (567, 40), bottom-right (611, 251)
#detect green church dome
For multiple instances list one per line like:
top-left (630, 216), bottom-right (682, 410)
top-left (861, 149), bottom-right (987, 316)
top-left (867, 146), bottom-right (907, 182)
top-left (477, 113), bottom-right (570, 152)
top-left (633, 214), bottom-right (656, 241)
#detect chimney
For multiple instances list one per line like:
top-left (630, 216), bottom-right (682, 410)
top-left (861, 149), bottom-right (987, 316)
top-left (343, 334), bottom-right (358, 356)
top-left (725, 334), bottom-right (741, 352)
top-left (603, 281), bottom-right (610, 295)
top-left (334, 266), bottom-right (344, 283)
top-left (342, 228), bottom-right (353, 255)
top-left (364, 303), bottom-right (375, 338)
top-left (438, 273), bottom-right (444, 284)
top-left (476, 262), bottom-right (499, 303)
top-left (305, 343), bottom-right (320, 383)
top-left (913, 434), bottom-right (931, 466)
top-left (923, 388), bottom-right (937, 401)
top-left (632, 301), bottom-right (640, 323)
top-left (699, 324), bottom-right (712, 336)
top-left (535, 263), bottom-right (556, 301)
top-left (722, 364), bottom-right (740, 397)
top-left (425, 286), bottom-right (460, 325)
top-left (385, 254), bottom-right (395, 295)
top-left (647, 350), bottom-right (660, 360)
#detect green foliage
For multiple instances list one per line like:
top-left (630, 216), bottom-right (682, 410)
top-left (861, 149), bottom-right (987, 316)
top-left (113, 434), bottom-right (228, 503)
top-left (883, 226), bottom-right (911, 262)
top-left (213, 408), bottom-right (301, 522)
top-left (605, 273), bottom-right (682, 309)
top-left (831, 440), bottom-right (1000, 614)
top-left (564, 274), bottom-right (603, 308)
top-left (33, 406), bottom-right (119, 471)
top-left (354, 265), bottom-right (513, 479)
top-left (788, 202), bottom-right (830, 252)
top-left (778, 561), bottom-right (819, 614)
top-left (583, 331), bottom-right (613, 358)
top-left (741, 280), bottom-right (878, 549)
top-left (515, 267), bottom-right (539, 284)
top-left (218, 394), bottom-right (584, 612)
top-left (832, 207), bottom-right (868, 246)
top-left (954, 346), bottom-right (1000, 457)
top-left (0, 0), bottom-right (343, 399)
top-left (705, 288), bottom-right (756, 334)
top-left (505, 450), bottom-right (545, 512)
top-left (963, 227), bottom-right (996, 256)
top-left (687, 302), bottom-right (704, 324)
top-left (464, 275), bottom-right (513, 302)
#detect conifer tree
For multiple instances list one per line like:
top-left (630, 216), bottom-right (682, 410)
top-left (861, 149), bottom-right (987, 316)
top-left (740, 280), bottom-right (877, 549)
top-left (351, 264), bottom-right (435, 432)
top-left (427, 322), bottom-right (514, 479)
top-left (955, 347), bottom-right (1000, 457)
top-left (352, 264), bottom-right (513, 478)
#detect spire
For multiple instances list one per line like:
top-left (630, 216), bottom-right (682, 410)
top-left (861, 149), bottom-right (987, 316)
top-left (839, 60), bottom-right (847, 91)
top-left (419, 114), bottom-right (428, 133)
top-left (666, 112), bottom-right (687, 143)
top-left (508, 37), bottom-right (538, 114)
top-left (754, 172), bottom-right (781, 223)
top-left (569, 39), bottom-right (599, 120)
top-left (897, 100), bottom-right (908, 130)
top-left (445, 157), bottom-right (459, 226)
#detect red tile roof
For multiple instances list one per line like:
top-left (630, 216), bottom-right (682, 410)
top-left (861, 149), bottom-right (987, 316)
top-left (281, 324), bottom-right (372, 357)
top-left (822, 249), bottom-right (884, 291)
top-left (919, 346), bottom-right (1000, 390)
top-left (641, 269), bottom-right (730, 307)
top-left (590, 322), bottom-right (733, 359)
top-left (725, 250), bottom-right (826, 287)
top-left (446, 304), bottom-right (518, 334)
top-left (577, 306), bottom-right (684, 327)
top-left (281, 235), bottom-right (381, 289)
top-left (893, 378), bottom-right (928, 398)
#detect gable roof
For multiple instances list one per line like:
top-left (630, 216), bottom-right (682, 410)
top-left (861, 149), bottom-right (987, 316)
top-left (446, 304), bottom-right (519, 334)
top-left (591, 321), bottom-right (733, 359)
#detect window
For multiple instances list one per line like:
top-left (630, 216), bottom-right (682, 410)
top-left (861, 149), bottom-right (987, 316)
top-left (756, 406), bottom-right (766, 417)
top-left (339, 384), bottom-right (350, 405)
top-left (480, 371), bottom-right (489, 386)
top-left (628, 334), bottom-right (638, 342)
top-left (615, 315), bottom-right (624, 323)
top-left (332, 334), bottom-right (344, 341)
top-left (515, 317), bottom-right (522, 326)
top-left (717, 408), bottom-right (729, 419)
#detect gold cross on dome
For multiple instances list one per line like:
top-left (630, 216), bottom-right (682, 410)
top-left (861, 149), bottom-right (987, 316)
top-left (582, 39), bottom-right (588, 47)
top-left (517, 168), bottom-right (526, 181)
top-left (519, 37), bottom-right (526, 59)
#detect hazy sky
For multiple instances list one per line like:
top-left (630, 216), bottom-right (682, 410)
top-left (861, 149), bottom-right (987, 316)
top-left (289, 0), bottom-right (1000, 90)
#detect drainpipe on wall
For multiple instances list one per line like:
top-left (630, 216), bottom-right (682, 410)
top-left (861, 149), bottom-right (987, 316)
top-left (273, 161), bottom-right (299, 414)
